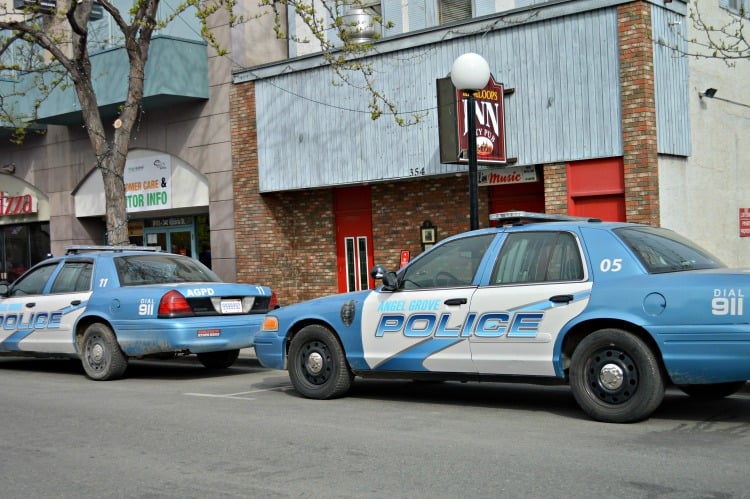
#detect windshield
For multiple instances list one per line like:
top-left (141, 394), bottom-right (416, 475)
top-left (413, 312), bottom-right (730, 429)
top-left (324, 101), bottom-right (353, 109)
top-left (614, 227), bottom-right (725, 274)
top-left (114, 254), bottom-right (222, 286)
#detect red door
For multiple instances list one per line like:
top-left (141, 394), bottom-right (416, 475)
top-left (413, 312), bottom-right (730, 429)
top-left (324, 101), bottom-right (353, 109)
top-left (567, 158), bottom-right (626, 221)
top-left (334, 186), bottom-right (375, 293)
top-left (488, 179), bottom-right (545, 223)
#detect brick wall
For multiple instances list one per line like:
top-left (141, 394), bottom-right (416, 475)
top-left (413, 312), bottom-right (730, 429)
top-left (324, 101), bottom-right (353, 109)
top-left (543, 163), bottom-right (568, 214)
top-left (231, 81), bottom-right (338, 305)
top-left (618, 1), bottom-right (660, 226)
top-left (371, 176), bottom-right (485, 270)
top-left (230, 82), bottom-right (487, 304)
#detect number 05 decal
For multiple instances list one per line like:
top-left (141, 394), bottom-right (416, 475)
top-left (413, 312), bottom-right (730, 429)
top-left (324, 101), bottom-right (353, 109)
top-left (599, 258), bottom-right (622, 272)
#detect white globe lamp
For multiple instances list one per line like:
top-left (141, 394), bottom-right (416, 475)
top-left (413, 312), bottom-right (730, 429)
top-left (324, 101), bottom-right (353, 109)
top-left (450, 53), bottom-right (491, 91)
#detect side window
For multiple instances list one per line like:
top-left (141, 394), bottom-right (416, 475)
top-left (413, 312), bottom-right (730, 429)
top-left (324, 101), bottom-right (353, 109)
top-left (400, 233), bottom-right (496, 289)
top-left (50, 262), bottom-right (94, 293)
top-left (9, 263), bottom-right (58, 296)
top-left (491, 232), bottom-right (583, 284)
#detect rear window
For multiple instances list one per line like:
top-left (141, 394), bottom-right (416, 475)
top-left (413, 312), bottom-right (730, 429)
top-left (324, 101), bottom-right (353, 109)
top-left (614, 226), bottom-right (724, 274)
top-left (114, 254), bottom-right (222, 286)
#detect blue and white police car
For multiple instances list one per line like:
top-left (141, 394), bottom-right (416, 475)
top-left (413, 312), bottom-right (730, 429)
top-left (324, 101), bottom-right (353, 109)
top-left (255, 212), bottom-right (750, 423)
top-left (0, 246), bottom-right (277, 380)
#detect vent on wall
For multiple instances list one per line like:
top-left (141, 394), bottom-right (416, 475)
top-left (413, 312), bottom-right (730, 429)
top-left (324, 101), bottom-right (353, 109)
top-left (439, 0), bottom-right (472, 24)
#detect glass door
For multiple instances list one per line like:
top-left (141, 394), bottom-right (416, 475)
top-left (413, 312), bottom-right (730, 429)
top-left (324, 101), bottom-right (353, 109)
top-left (144, 225), bottom-right (195, 258)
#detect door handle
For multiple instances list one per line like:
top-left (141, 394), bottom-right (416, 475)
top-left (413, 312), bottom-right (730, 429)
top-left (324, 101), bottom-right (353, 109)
top-left (71, 300), bottom-right (81, 306)
top-left (444, 298), bottom-right (468, 306)
top-left (25, 302), bottom-right (35, 308)
top-left (550, 294), bottom-right (573, 303)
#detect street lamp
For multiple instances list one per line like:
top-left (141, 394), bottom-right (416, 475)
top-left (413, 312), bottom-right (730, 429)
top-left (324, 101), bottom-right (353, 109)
top-left (451, 53), bottom-right (490, 231)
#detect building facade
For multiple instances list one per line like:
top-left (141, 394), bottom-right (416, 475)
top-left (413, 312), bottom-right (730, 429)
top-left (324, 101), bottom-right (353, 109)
top-left (2, 0), bottom-right (748, 305)
top-left (0, 1), bottom-right (283, 282)
top-left (230, 0), bottom-right (750, 305)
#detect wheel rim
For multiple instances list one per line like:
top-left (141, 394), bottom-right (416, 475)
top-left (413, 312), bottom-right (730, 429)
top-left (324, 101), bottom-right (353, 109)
top-left (298, 340), bottom-right (331, 385)
top-left (585, 348), bottom-right (638, 404)
top-left (85, 335), bottom-right (107, 373)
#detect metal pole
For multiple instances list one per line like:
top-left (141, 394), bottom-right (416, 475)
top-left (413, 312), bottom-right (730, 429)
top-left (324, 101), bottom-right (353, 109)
top-left (467, 91), bottom-right (479, 230)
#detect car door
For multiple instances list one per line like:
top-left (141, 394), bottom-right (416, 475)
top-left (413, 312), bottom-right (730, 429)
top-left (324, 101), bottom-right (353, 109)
top-left (469, 230), bottom-right (593, 376)
top-left (0, 260), bottom-right (93, 354)
top-left (360, 233), bottom-right (497, 372)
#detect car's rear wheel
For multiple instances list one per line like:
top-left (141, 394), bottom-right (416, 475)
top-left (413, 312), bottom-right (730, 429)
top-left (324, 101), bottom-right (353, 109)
top-left (80, 323), bottom-right (128, 381)
top-left (569, 328), bottom-right (664, 423)
top-left (677, 381), bottom-right (746, 399)
top-left (288, 325), bottom-right (353, 399)
top-left (197, 349), bottom-right (240, 369)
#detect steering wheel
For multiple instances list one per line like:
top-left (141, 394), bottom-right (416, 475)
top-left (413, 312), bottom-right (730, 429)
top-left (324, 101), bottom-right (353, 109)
top-left (434, 271), bottom-right (460, 287)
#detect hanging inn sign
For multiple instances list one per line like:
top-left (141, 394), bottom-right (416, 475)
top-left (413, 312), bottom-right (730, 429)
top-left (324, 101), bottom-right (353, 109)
top-left (437, 74), bottom-right (509, 165)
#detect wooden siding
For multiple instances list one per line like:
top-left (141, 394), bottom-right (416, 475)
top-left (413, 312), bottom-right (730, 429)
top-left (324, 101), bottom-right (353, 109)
top-left (651, 4), bottom-right (691, 156)
top-left (251, 4), bottom-right (685, 192)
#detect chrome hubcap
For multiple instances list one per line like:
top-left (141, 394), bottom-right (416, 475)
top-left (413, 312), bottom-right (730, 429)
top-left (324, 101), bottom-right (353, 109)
top-left (90, 343), bottom-right (104, 364)
top-left (599, 363), bottom-right (624, 390)
top-left (306, 351), bottom-right (324, 374)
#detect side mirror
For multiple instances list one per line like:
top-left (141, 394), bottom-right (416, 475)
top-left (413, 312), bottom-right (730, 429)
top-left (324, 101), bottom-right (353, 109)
top-left (0, 282), bottom-right (9, 296)
top-left (370, 265), bottom-right (398, 291)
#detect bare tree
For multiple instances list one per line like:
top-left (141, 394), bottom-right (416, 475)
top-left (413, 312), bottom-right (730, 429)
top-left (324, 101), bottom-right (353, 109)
top-left (0, 0), bottom-right (407, 246)
top-left (660, 0), bottom-right (750, 63)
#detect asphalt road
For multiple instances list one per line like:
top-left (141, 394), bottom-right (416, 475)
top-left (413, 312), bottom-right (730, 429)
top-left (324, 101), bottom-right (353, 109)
top-left (1, 352), bottom-right (749, 499)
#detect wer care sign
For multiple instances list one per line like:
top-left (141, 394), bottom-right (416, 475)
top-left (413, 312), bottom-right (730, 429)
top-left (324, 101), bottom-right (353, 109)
top-left (125, 154), bottom-right (172, 213)
top-left (437, 75), bottom-right (507, 165)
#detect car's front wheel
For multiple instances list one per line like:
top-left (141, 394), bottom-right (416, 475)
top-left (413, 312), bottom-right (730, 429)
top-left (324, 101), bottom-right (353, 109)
top-left (80, 323), bottom-right (128, 381)
top-left (569, 328), bottom-right (664, 423)
top-left (197, 349), bottom-right (240, 369)
top-left (677, 381), bottom-right (747, 399)
top-left (288, 325), bottom-right (353, 399)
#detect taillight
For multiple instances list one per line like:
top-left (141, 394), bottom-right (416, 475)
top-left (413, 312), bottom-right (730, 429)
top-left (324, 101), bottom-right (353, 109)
top-left (158, 290), bottom-right (194, 317)
top-left (269, 291), bottom-right (279, 310)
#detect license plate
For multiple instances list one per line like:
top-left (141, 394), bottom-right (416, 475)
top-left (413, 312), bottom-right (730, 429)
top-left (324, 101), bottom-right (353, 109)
top-left (220, 299), bottom-right (243, 314)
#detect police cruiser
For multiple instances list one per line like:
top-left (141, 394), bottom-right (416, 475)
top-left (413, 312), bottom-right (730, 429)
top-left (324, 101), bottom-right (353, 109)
top-left (0, 245), bottom-right (277, 380)
top-left (254, 212), bottom-right (750, 423)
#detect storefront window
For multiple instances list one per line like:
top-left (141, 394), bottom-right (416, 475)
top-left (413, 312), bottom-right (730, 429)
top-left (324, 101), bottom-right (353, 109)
top-left (196, 214), bottom-right (211, 269)
top-left (0, 223), bottom-right (50, 283)
top-left (127, 214), bottom-right (211, 268)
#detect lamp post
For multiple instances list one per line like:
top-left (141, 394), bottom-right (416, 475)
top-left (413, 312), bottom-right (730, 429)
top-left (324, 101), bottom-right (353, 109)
top-left (451, 53), bottom-right (490, 231)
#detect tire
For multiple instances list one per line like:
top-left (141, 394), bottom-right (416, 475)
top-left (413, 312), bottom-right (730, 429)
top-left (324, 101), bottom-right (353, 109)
top-left (80, 323), bottom-right (128, 381)
top-left (197, 349), bottom-right (240, 369)
top-left (677, 381), bottom-right (747, 399)
top-left (569, 328), bottom-right (664, 423)
top-left (288, 325), bottom-right (354, 399)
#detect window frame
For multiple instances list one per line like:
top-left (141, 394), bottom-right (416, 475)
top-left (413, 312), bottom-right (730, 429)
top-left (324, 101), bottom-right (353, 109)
top-left (490, 231), bottom-right (586, 285)
top-left (398, 233), bottom-right (496, 290)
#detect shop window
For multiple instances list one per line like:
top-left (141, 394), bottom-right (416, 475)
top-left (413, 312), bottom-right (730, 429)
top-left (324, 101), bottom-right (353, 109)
top-left (1, 222), bottom-right (50, 283)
